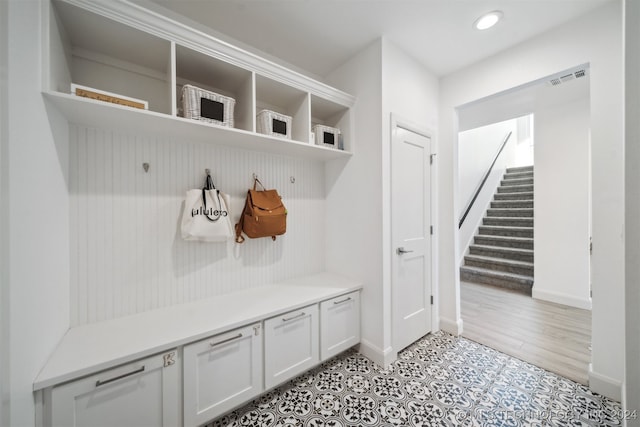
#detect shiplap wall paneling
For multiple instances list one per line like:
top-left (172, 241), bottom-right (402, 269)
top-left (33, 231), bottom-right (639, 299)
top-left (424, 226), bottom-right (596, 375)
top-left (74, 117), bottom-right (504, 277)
top-left (70, 124), bottom-right (326, 326)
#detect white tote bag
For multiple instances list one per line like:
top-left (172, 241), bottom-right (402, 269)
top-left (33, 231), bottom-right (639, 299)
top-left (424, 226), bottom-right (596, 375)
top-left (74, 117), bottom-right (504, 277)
top-left (181, 175), bottom-right (233, 242)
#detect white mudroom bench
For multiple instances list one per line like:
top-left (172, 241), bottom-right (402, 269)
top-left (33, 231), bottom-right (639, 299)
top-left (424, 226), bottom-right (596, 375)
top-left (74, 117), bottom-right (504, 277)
top-left (34, 272), bottom-right (362, 427)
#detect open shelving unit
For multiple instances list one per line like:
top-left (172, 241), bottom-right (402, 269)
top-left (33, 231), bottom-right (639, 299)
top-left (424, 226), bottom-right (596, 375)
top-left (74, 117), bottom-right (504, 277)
top-left (45, 0), bottom-right (355, 161)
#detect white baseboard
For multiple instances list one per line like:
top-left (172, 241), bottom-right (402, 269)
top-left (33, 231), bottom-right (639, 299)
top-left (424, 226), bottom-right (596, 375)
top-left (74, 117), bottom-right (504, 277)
top-left (358, 338), bottom-right (396, 368)
top-left (439, 316), bottom-right (463, 336)
top-left (589, 363), bottom-right (623, 401)
top-left (532, 288), bottom-right (592, 310)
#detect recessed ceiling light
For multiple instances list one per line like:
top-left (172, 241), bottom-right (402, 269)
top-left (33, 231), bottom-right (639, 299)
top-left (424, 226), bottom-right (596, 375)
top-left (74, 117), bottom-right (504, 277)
top-left (474, 11), bottom-right (503, 30)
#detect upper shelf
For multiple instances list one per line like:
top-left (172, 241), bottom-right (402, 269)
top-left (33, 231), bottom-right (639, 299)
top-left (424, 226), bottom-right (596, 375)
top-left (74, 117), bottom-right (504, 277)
top-left (44, 92), bottom-right (352, 161)
top-left (45, 0), bottom-right (355, 162)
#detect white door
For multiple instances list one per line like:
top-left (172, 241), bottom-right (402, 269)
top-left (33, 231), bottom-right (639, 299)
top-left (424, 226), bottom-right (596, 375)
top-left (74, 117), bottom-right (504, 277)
top-left (392, 123), bottom-right (432, 352)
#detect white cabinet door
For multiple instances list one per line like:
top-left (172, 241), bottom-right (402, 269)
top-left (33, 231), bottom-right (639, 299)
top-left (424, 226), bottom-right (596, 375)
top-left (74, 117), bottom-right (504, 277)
top-left (320, 291), bottom-right (361, 360)
top-left (183, 323), bottom-right (262, 427)
top-left (50, 350), bottom-right (180, 427)
top-left (264, 304), bottom-right (319, 389)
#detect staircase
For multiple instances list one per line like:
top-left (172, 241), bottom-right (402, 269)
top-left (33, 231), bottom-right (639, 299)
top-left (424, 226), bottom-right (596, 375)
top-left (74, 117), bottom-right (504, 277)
top-left (460, 165), bottom-right (534, 294)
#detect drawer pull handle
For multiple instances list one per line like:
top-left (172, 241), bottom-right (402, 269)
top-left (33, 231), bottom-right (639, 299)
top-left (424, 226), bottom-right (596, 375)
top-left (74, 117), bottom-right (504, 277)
top-left (95, 366), bottom-right (145, 388)
top-left (333, 297), bottom-right (352, 305)
top-left (210, 333), bottom-right (243, 347)
top-left (282, 312), bottom-right (305, 322)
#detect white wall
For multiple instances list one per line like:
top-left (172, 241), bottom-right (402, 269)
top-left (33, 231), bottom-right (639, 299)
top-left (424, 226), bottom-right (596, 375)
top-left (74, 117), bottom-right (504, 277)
top-left (325, 40), bottom-right (386, 364)
top-left (457, 119), bottom-right (517, 263)
top-left (0, 0), bottom-right (9, 423)
top-left (533, 81), bottom-right (591, 309)
top-left (624, 0), bottom-right (640, 421)
top-left (6, 2), bottom-right (71, 425)
top-left (325, 38), bottom-right (439, 365)
top-left (439, 2), bottom-right (623, 400)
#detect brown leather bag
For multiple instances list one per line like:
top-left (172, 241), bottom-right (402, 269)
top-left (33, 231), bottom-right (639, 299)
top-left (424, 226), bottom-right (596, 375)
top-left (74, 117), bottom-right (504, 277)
top-left (235, 178), bottom-right (287, 243)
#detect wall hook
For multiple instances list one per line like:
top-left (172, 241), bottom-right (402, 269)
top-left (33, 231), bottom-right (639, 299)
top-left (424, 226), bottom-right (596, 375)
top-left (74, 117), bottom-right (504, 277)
top-left (253, 173), bottom-right (258, 181)
top-left (205, 168), bottom-right (211, 176)
top-left (290, 176), bottom-right (296, 183)
top-left (142, 163), bottom-right (149, 173)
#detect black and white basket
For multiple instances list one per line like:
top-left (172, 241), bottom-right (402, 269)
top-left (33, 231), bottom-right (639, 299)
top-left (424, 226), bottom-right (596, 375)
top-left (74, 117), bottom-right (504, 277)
top-left (257, 109), bottom-right (292, 139)
top-left (312, 124), bottom-right (341, 149)
top-left (181, 84), bottom-right (235, 127)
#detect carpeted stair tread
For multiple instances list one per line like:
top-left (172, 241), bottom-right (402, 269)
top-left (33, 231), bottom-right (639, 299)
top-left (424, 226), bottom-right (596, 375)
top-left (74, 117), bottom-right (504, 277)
top-left (464, 254), bottom-right (534, 275)
top-left (474, 235), bottom-right (534, 250)
top-left (494, 191), bottom-right (534, 201)
top-left (483, 217), bottom-right (534, 227)
top-left (500, 177), bottom-right (534, 186)
top-left (486, 208), bottom-right (534, 218)
top-left (460, 264), bottom-right (534, 281)
top-left (497, 184), bottom-right (534, 193)
top-left (478, 225), bottom-right (533, 238)
top-left (469, 244), bottom-right (534, 262)
top-left (491, 200), bottom-right (534, 209)
top-left (506, 165), bottom-right (534, 173)
top-left (460, 265), bottom-right (533, 294)
top-left (503, 171), bottom-right (534, 180)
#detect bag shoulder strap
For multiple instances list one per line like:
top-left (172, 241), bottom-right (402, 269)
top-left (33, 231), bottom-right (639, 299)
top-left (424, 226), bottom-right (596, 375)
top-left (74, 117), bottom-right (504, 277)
top-left (202, 173), bottom-right (224, 223)
top-left (202, 188), bottom-right (223, 222)
top-left (205, 174), bottom-right (216, 190)
top-left (235, 190), bottom-right (250, 243)
top-left (253, 177), bottom-right (265, 191)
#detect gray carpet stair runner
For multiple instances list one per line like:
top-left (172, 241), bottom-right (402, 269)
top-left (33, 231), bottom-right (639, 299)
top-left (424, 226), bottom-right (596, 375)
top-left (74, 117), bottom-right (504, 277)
top-left (460, 165), bottom-right (534, 294)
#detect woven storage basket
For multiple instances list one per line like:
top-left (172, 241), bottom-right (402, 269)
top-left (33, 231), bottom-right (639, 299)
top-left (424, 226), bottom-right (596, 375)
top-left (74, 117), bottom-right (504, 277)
top-left (313, 124), bottom-right (341, 149)
top-left (257, 109), bottom-right (292, 139)
top-left (181, 84), bottom-right (235, 127)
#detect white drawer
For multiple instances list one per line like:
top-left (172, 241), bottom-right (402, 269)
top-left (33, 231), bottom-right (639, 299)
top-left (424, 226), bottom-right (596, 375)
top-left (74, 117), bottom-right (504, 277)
top-left (183, 323), bottom-right (263, 427)
top-left (320, 291), bottom-right (361, 360)
top-left (264, 304), bottom-right (319, 389)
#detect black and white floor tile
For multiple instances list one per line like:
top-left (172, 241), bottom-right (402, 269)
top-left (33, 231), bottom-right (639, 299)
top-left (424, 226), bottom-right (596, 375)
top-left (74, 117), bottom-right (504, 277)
top-left (206, 331), bottom-right (624, 427)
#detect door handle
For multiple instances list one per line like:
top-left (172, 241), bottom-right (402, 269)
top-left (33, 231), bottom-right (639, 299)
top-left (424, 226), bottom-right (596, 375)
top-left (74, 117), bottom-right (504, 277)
top-left (396, 247), bottom-right (414, 255)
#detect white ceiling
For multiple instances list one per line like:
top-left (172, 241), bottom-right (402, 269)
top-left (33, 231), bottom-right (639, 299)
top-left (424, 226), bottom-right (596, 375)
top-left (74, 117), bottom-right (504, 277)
top-left (144, 0), bottom-right (612, 78)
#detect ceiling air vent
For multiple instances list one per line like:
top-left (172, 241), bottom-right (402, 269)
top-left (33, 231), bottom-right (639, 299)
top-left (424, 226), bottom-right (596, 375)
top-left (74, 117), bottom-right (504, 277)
top-left (548, 69), bottom-right (586, 86)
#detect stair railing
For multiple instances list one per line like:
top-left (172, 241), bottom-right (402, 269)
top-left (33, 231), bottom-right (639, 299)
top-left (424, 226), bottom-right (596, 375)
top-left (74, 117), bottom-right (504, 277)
top-left (458, 131), bottom-right (513, 229)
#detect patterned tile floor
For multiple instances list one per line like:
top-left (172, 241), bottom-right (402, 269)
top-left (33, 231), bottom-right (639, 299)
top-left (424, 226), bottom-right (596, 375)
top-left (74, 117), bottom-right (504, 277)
top-left (207, 331), bottom-right (624, 427)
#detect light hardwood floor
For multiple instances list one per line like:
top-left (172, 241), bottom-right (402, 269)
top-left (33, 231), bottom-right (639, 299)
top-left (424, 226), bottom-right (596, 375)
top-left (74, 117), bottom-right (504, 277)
top-left (460, 281), bottom-right (592, 385)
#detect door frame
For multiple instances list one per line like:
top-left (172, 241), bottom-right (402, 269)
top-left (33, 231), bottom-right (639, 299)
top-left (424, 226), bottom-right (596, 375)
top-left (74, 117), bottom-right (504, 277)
top-left (390, 113), bottom-right (438, 354)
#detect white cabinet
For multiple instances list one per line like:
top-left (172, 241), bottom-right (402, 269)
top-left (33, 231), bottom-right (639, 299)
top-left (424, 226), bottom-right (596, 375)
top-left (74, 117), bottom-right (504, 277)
top-left (320, 291), bottom-right (361, 360)
top-left (264, 304), bottom-right (319, 389)
top-left (183, 323), bottom-right (262, 427)
top-left (49, 350), bottom-right (180, 427)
